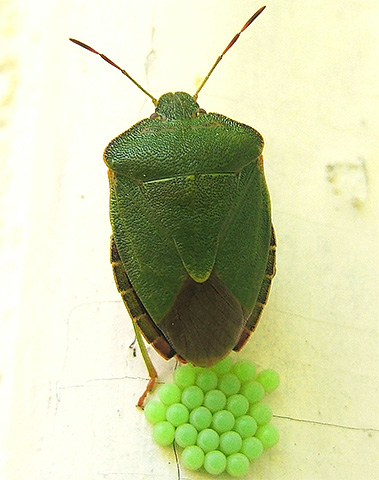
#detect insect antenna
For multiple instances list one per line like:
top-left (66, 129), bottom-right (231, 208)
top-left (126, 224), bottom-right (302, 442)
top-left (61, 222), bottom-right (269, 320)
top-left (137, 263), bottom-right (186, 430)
top-left (193, 5), bottom-right (266, 101)
top-left (69, 38), bottom-right (158, 105)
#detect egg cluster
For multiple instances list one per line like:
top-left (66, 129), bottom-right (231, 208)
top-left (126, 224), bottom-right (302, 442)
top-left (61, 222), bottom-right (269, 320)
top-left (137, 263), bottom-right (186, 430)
top-left (144, 356), bottom-right (279, 477)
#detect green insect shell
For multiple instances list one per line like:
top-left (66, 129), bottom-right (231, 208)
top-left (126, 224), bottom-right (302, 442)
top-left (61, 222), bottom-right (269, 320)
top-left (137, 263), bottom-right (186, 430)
top-left (105, 91), bottom-right (276, 367)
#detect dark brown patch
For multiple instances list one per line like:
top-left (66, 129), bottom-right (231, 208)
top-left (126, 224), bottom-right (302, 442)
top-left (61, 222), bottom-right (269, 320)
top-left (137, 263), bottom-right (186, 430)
top-left (159, 272), bottom-right (245, 367)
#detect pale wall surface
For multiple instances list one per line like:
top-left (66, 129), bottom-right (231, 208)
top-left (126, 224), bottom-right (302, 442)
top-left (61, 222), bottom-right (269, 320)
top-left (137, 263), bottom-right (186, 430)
top-left (1, 1), bottom-right (378, 479)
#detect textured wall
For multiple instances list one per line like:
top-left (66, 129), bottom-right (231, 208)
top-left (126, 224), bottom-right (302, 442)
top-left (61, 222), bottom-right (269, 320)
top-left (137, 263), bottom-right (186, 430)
top-left (1, 1), bottom-right (378, 479)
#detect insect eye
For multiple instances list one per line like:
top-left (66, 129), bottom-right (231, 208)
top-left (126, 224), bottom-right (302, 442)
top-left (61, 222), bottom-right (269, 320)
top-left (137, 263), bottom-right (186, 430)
top-left (150, 112), bottom-right (161, 119)
top-left (191, 108), bottom-right (206, 118)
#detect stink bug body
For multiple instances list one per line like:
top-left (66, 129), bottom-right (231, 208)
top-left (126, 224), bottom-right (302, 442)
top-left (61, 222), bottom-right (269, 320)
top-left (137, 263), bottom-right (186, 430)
top-left (70, 5), bottom-right (276, 406)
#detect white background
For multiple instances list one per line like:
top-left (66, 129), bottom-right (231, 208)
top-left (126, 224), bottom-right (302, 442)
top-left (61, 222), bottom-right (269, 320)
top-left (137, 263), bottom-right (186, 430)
top-left (1, 1), bottom-right (378, 479)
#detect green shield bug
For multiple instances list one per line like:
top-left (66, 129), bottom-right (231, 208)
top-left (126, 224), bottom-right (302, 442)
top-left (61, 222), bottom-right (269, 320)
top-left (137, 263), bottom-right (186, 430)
top-left (70, 5), bottom-right (276, 406)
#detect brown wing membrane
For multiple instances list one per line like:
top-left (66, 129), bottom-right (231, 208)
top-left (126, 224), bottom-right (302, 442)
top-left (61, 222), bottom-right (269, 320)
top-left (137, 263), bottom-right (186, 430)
top-left (159, 272), bottom-right (245, 367)
top-left (233, 225), bottom-right (277, 351)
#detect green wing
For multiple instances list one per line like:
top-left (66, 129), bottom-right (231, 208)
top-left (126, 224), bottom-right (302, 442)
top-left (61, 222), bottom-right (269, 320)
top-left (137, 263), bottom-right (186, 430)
top-left (215, 158), bottom-right (272, 313)
top-left (109, 174), bottom-right (186, 321)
